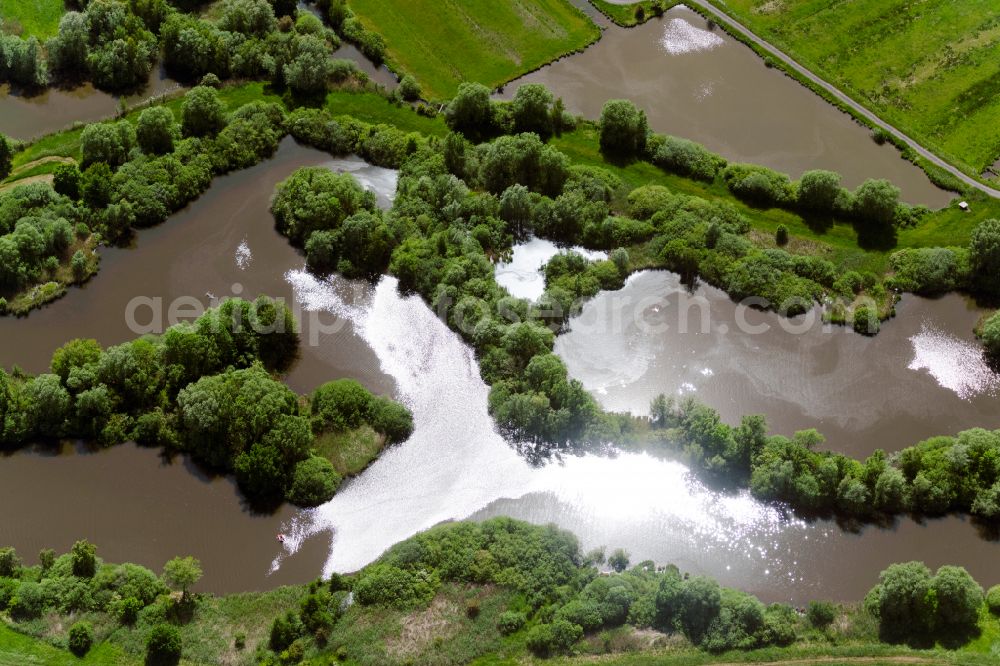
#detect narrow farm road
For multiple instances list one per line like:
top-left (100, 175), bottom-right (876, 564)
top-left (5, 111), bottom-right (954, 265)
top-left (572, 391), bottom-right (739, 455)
top-left (686, 0), bottom-right (1000, 199)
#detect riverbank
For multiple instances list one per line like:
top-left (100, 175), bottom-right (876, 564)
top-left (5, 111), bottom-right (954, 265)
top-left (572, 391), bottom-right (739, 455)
top-left (590, 1), bottom-right (991, 198)
top-left (2, 524), bottom-right (1000, 664)
top-left (698, 0), bottom-right (1000, 190)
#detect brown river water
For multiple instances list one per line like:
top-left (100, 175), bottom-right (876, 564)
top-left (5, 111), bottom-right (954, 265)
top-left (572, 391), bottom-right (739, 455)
top-left (503, 5), bottom-right (951, 207)
top-left (0, 33), bottom-right (993, 599)
top-left (0, 140), bottom-right (398, 592)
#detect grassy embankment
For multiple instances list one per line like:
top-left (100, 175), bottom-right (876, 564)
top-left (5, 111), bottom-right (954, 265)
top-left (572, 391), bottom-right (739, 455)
top-left (589, 0), bottom-right (681, 27)
top-left (344, 0), bottom-right (601, 100)
top-left (3, 581), bottom-right (1000, 665)
top-left (703, 0), bottom-right (1000, 183)
top-left (589, 1), bottom-right (981, 194)
top-left (0, 0), bottom-right (64, 40)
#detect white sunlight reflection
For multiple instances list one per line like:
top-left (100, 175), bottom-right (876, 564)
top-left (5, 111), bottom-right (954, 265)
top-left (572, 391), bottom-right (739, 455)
top-left (662, 18), bottom-right (725, 56)
top-left (270, 272), bottom-right (801, 578)
top-left (909, 323), bottom-right (1000, 400)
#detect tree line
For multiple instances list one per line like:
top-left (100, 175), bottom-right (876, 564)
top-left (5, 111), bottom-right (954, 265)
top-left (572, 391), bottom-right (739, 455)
top-left (0, 297), bottom-right (411, 506)
top-left (650, 394), bottom-right (1000, 526)
top-left (0, 0), bottom-right (384, 97)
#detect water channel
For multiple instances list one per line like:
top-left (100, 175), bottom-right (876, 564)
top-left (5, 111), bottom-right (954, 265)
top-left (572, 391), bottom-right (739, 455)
top-left (503, 5), bottom-right (951, 207)
top-left (0, 6), bottom-right (994, 605)
top-left (0, 140), bottom-right (996, 601)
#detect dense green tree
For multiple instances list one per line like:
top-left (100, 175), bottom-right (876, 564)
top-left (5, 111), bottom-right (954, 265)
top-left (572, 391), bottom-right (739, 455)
top-left (162, 556), bottom-right (202, 603)
top-left (987, 585), bottom-right (1000, 615)
top-left (980, 311), bottom-right (1000, 360)
top-left (130, 0), bottom-right (171, 33)
top-left (146, 623), bottom-right (182, 665)
top-left (136, 107), bottom-right (179, 155)
top-left (68, 621), bottom-right (94, 656)
top-left (0, 35), bottom-right (48, 88)
top-left (271, 167), bottom-right (376, 244)
top-left (806, 600), bottom-right (836, 628)
top-left (887, 247), bottom-right (965, 295)
top-left (599, 99), bottom-right (648, 159)
top-left (678, 576), bottom-right (722, 644)
top-left (286, 455), bottom-right (341, 505)
top-left (161, 13), bottom-right (231, 81)
top-left (398, 74), bottom-right (421, 101)
top-left (80, 121), bottom-right (135, 168)
top-left (354, 563), bottom-right (439, 609)
top-left (0, 134), bottom-right (12, 181)
top-left (311, 379), bottom-right (373, 431)
top-left (86, 34), bottom-right (157, 91)
top-left (853, 179), bottom-right (900, 227)
top-left (445, 82), bottom-right (495, 142)
top-left (45, 12), bottom-right (89, 77)
top-left (477, 132), bottom-right (568, 197)
top-left (38, 548), bottom-right (55, 573)
top-left (22, 374), bottom-right (71, 437)
top-left (932, 565), bottom-right (983, 639)
top-left (511, 83), bottom-right (554, 139)
top-left (234, 441), bottom-right (290, 500)
top-left (0, 547), bottom-right (20, 577)
top-left (52, 163), bottom-right (81, 200)
top-left (724, 163), bottom-right (794, 206)
top-left (283, 34), bottom-right (334, 95)
top-left (872, 561), bottom-right (934, 643)
top-left (71, 539), bottom-right (97, 578)
top-left (181, 86), bottom-right (227, 138)
top-left (368, 396), bottom-right (414, 442)
top-left (9, 581), bottom-right (45, 619)
top-left (219, 0), bottom-right (276, 35)
top-left (969, 219), bottom-right (1000, 297)
top-left (775, 224), bottom-right (789, 246)
top-left (607, 548), bottom-right (630, 573)
top-left (81, 162), bottom-right (113, 208)
top-left (51, 338), bottom-right (102, 381)
top-left (650, 134), bottom-right (725, 181)
top-left (797, 170), bottom-right (842, 212)
top-left (269, 610), bottom-right (303, 652)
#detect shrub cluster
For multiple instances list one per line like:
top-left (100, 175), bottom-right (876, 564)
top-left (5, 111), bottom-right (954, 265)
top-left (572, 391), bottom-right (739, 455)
top-left (652, 394), bottom-right (1000, 525)
top-left (0, 297), bottom-right (409, 506)
top-left (866, 562), bottom-right (983, 646)
top-left (2, 0), bottom-right (352, 96)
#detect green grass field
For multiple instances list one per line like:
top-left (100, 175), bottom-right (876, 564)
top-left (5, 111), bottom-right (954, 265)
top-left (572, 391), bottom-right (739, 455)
top-left (314, 425), bottom-right (388, 477)
top-left (0, 0), bottom-right (65, 40)
top-left (0, 623), bottom-right (130, 666)
top-left (345, 0), bottom-right (601, 100)
top-left (705, 0), bottom-right (1000, 179)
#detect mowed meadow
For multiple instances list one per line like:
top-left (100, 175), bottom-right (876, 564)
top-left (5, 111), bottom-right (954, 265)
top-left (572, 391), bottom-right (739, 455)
top-left (345, 0), bottom-right (601, 99)
top-left (0, 0), bottom-right (64, 39)
top-left (708, 0), bottom-right (1000, 179)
